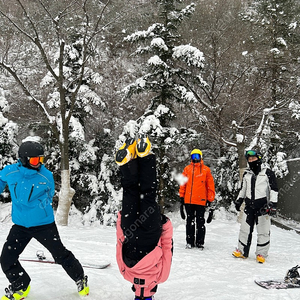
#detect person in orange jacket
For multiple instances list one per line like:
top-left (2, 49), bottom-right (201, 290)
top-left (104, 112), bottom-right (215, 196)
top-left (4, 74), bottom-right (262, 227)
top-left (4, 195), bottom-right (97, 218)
top-left (179, 149), bottom-right (215, 249)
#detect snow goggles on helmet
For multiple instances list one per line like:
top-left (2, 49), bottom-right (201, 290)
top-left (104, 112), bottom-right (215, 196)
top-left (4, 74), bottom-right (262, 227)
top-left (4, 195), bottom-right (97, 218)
top-left (245, 150), bottom-right (262, 160)
top-left (191, 153), bottom-right (201, 160)
top-left (246, 150), bottom-right (257, 156)
top-left (28, 156), bottom-right (44, 166)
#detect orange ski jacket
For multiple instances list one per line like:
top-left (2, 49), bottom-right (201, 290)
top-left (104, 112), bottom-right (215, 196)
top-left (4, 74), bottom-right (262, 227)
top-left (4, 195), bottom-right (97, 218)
top-left (179, 161), bottom-right (215, 206)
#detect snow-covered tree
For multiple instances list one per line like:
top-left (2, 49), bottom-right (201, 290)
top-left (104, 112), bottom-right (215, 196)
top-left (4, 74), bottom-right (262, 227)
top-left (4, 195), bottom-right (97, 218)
top-left (0, 88), bottom-right (18, 170)
top-left (121, 0), bottom-right (208, 212)
top-left (0, 88), bottom-right (18, 202)
top-left (0, 0), bottom-right (119, 225)
top-left (241, 0), bottom-right (300, 162)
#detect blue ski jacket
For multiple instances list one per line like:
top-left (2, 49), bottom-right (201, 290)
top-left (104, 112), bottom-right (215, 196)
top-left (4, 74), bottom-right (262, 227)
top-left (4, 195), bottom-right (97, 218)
top-left (0, 160), bottom-right (55, 228)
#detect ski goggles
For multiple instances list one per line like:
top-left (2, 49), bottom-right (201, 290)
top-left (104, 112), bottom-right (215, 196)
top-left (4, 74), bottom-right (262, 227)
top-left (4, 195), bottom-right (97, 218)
top-left (245, 150), bottom-right (262, 160)
top-left (28, 156), bottom-right (44, 166)
top-left (191, 153), bottom-right (201, 160)
top-left (245, 150), bottom-right (257, 157)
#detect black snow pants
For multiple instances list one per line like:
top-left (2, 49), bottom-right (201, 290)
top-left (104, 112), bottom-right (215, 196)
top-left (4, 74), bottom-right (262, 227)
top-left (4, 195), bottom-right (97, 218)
top-left (0, 222), bottom-right (84, 291)
top-left (120, 154), bottom-right (162, 267)
top-left (185, 204), bottom-right (206, 247)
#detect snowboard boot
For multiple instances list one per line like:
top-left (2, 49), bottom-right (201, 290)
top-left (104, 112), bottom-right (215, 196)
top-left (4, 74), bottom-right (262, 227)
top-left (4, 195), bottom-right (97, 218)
top-left (256, 254), bottom-right (265, 264)
top-left (232, 249), bottom-right (246, 259)
top-left (185, 244), bottom-right (194, 249)
top-left (1, 285), bottom-right (30, 300)
top-left (196, 245), bottom-right (204, 250)
top-left (76, 275), bottom-right (89, 296)
top-left (136, 135), bottom-right (152, 157)
top-left (115, 137), bottom-right (137, 166)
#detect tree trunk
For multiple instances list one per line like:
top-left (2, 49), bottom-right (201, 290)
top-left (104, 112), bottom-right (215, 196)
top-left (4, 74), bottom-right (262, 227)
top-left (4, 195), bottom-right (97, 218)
top-left (55, 115), bottom-right (75, 226)
top-left (55, 169), bottom-right (75, 226)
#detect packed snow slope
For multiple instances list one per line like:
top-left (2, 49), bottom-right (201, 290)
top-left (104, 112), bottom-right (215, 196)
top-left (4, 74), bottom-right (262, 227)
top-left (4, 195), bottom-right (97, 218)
top-left (0, 203), bottom-right (299, 300)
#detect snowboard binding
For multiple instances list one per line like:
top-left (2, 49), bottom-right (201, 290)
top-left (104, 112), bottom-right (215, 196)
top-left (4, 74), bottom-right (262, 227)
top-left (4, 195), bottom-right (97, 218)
top-left (284, 265), bottom-right (300, 284)
top-left (36, 250), bottom-right (46, 260)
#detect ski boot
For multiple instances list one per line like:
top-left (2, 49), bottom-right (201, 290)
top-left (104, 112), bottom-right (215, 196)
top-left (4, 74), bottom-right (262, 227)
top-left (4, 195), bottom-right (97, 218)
top-left (115, 137), bottom-right (137, 166)
top-left (76, 275), bottom-right (89, 296)
top-left (284, 265), bottom-right (300, 284)
top-left (1, 285), bottom-right (30, 300)
top-left (256, 254), bottom-right (265, 264)
top-left (136, 135), bottom-right (152, 157)
top-left (232, 249), bottom-right (246, 259)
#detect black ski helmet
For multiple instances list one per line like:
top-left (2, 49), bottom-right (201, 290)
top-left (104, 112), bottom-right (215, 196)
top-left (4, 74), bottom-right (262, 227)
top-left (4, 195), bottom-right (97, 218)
top-left (245, 149), bottom-right (262, 161)
top-left (18, 141), bottom-right (44, 167)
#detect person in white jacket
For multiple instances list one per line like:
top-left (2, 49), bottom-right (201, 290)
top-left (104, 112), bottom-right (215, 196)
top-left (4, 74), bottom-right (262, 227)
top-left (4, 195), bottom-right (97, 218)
top-left (232, 149), bottom-right (278, 264)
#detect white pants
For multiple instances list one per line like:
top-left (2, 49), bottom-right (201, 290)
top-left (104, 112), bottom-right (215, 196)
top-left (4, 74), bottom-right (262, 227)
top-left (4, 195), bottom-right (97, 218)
top-left (238, 209), bottom-right (271, 257)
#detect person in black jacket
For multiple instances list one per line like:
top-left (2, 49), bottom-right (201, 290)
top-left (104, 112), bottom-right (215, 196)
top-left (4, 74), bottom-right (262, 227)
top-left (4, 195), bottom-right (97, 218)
top-left (232, 149), bottom-right (278, 264)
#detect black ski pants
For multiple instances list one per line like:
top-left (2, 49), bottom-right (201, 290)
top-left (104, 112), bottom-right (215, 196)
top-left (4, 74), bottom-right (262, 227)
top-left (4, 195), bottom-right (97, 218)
top-left (0, 222), bottom-right (84, 291)
top-left (120, 155), bottom-right (162, 266)
top-left (185, 204), bottom-right (206, 247)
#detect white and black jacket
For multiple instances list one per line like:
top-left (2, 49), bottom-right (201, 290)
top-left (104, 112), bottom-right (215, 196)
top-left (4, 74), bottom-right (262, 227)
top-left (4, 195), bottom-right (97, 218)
top-left (236, 164), bottom-right (278, 211)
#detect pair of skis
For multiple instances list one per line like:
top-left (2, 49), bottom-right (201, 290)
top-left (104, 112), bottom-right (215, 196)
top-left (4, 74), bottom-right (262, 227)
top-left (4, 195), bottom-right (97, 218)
top-left (20, 250), bottom-right (110, 270)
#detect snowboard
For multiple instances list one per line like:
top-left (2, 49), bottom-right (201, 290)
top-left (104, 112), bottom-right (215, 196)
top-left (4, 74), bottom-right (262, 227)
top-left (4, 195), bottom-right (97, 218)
top-left (255, 279), bottom-right (300, 289)
top-left (20, 251), bottom-right (110, 270)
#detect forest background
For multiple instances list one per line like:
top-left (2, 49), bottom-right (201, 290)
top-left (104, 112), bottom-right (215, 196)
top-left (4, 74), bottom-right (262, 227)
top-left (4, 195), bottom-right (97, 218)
top-left (0, 0), bottom-right (299, 226)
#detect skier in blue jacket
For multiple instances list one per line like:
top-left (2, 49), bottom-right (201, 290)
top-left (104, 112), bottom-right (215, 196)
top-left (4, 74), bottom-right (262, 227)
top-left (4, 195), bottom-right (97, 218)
top-left (0, 141), bottom-right (89, 300)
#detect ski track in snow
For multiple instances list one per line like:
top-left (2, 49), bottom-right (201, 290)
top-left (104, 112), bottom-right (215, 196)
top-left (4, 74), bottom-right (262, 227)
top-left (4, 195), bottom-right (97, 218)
top-left (0, 209), bottom-right (300, 300)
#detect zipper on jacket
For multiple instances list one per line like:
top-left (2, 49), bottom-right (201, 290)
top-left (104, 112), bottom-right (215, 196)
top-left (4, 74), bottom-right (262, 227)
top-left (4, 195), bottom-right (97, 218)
top-left (14, 183), bottom-right (18, 199)
top-left (38, 199), bottom-right (48, 217)
top-left (28, 184), bottom-right (34, 202)
top-left (189, 164), bottom-right (195, 204)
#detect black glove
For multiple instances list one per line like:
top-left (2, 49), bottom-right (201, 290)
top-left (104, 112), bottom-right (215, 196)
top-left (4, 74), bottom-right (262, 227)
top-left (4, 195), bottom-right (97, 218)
top-left (180, 203), bottom-right (185, 220)
top-left (235, 198), bottom-right (243, 211)
top-left (179, 197), bottom-right (185, 219)
top-left (268, 202), bottom-right (277, 217)
top-left (206, 201), bottom-right (211, 207)
top-left (206, 208), bottom-right (214, 223)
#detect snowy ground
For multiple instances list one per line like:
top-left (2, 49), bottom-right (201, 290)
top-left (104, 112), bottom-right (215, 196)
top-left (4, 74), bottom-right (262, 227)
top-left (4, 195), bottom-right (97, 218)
top-left (1, 203), bottom-right (300, 300)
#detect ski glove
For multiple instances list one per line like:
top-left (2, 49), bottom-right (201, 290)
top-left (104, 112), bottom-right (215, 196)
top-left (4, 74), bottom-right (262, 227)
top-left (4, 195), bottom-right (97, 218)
top-left (235, 198), bottom-right (243, 211)
top-left (180, 197), bottom-right (185, 220)
top-left (268, 202), bottom-right (277, 217)
top-left (180, 204), bottom-right (185, 220)
top-left (206, 208), bottom-right (214, 223)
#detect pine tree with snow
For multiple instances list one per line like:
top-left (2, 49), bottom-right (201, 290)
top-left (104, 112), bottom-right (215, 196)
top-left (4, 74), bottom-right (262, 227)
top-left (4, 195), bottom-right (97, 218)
top-left (0, 88), bottom-right (18, 170)
top-left (0, 88), bottom-right (18, 203)
top-left (241, 0), bottom-right (300, 163)
top-left (122, 0), bottom-right (207, 212)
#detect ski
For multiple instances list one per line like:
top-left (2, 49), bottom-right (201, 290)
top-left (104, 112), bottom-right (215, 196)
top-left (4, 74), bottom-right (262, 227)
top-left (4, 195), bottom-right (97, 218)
top-left (20, 251), bottom-right (110, 270)
top-left (255, 279), bottom-right (300, 289)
